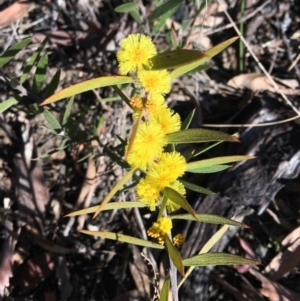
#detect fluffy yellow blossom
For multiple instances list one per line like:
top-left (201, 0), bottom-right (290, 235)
top-left (136, 178), bottom-right (160, 211)
top-left (127, 121), bottom-right (166, 170)
top-left (166, 180), bottom-right (186, 213)
top-left (147, 217), bottom-right (172, 245)
top-left (117, 34), bottom-right (157, 75)
top-left (147, 152), bottom-right (187, 189)
top-left (154, 106), bottom-right (181, 134)
top-left (138, 70), bottom-right (171, 95)
top-left (145, 93), bottom-right (166, 115)
top-left (173, 234), bottom-right (185, 247)
top-left (130, 96), bottom-right (143, 111)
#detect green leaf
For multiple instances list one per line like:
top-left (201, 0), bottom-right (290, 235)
top-left (205, 36), bottom-right (239, 59)
top-left (181, 109), bottom-right (195, 130)
top-left (0, 97), bottom-right (18, 113)
top-left (103, 145), bottom-right (129, 169)
top-left (166, 129), bottom-right (239, 144)
top-left (183, 252), bottom-right (260, 266)
top-left (20, 36), bottom-right (48, 84)
top-left (158, 195), bottom-right (168, 219)
top-left (43, 110), bottom-right (62, 130)
top-left (150, 36), bottom-right (239, 72)
top-left (62, 96), bottom-right (74, 125)
top-left (129, 9), bottom-right (142, 24)
top-left (165, 235), bottom-right (185, 276)
top-left (93, 168), bottom-right (137, 218)
top-left (148, 0), bottom-right (183, 20)
top-left (171, 213), bottom-right (248, 228)
top-left (186, 164), bottom-right (230, 173)
top-left (151, 2), bottom-right (181, 34)
top-left (41, 76), bottom-right (133, 105)
top-left (159, 275), bottom-right (170, 301)
top-left (170, 28), bottom-right (179, 49)
top-left (192, 141), bottom-right (223, 158)
top-left (0, 37), bottom-right (31, 68)
top-left (66, 201), bottom-right (147, 217)
top-left (46, 69), bottom-right (61, 97)
top-left (170, 63), bottom-right (210, 79)
top-left (150, 49), bottom-right (208, 70)
top-left (151, 0), bottom-right (183, 35)
top-left (179, 222), bottom-right (232, 288)
top-left (114, 3), bottom-right (138, 13)
top-left (179, 179), bottom-right (214, 195)
top-left (32, 53), bottom-right (48, 93)
top-left (186, 155), bottom-right (253, 173)
top-left (200, 223), bottom-right (231, 254)
top-left (79, 229), bottom-right (164, 249)
top-left (163, 187), bottom-right (197, 220)
top-left (125, 112), bottom-right (143, 161)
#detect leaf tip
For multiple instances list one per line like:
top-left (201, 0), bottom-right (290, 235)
top-left (40, 98), bottom-right (50, 106)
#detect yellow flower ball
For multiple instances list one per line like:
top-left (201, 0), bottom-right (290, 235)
top-left (117, 34), bottom-right (157, 75)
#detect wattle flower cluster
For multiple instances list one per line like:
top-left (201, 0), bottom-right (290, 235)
top-left (147, 217), bottom-right (172, 245)
top-left (117, 34), bottom-right (187, 245)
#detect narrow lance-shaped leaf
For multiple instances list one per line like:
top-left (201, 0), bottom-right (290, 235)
top-left (124, 112), bottom-right (143, 160)
top-left (151, 36), bottom-right (239, 71)
top-left (79, 229), bottom-right (164, 249)
top-left (170, 63), bottom-right (210, 79)
top-left (20, 36), bottom-right (48, 84)
top-left (0, 37), bottom-right (31, 68)
top-left (171, 36), bottom-right (239, 77)
top-left (186, 155), bottom-right (254, 173)
top-left (148, 0), bottom-right (183, 20)
top-left (46, 69), bottom-right (61, 97)
top-left (171, 213), bottom-right (248, 228)
top-left (32, 53), bottom-right (48, 93)
top-left (186, 164), bottom-right (231, 174)
top-left (179, 222), bottom-right (232, 288)
top-left (151, 3), bottom-right (180, 34)
top-left (129, 8), bottom-right (142, 24)
top-left (166, 129), bottom-right (239, 144)
top-left (165, 235), bottom-right (185, 276)
top-left (163, 187), bottom-right (198, 220)
top-left (180, 179), bottom-right (215, 195)
top-left (0, 97), bottom-right (18, 113)
top-left (205, 36), bottom-right (239, 59)
top-left (114, 2), bottom-right (138, 13)
top-left (43, 110), bottom-right (61, 130)
top-left (157, 195), bottom-right (168, 219)
top-left (94, 66), bottom-right (131, 106)
top-left (40, 76), bottom-right (133, 105)
top-left (114, 3), bottom-right (142, 23)
top-left (62, 96), bottom-right (75, 126)
top-left (192, 141), bottom-right (224, 158)
top-left (183, 252), bottom-right (260, 267)
top-left (181, 109), bottom-right (195, 130)
top-left (93, 168), bottom-right (137, 219)
top-left (159, 275), bottom-right (170, 301)
top-left (200, 218), bottom-right (233, 255)
top-left (65, 201), bottom-right (147, 217)
top-left (150, 49), bottom-right (208, 71)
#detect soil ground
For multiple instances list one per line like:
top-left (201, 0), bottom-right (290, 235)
top-left (1, 1), bottom-right (300, 301)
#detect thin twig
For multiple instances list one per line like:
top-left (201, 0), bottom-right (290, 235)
top-left (202, 114), bottom-right (300, 128)
top-left (217, 0), bottom-right (300, 116)
top-left (168, 237), bottom-right (179, 301)
top-left (206, 0), bottom-right (272, 36)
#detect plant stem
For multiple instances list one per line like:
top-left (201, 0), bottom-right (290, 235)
top-left (168, 243), bottom-right (178, 301)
